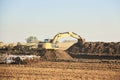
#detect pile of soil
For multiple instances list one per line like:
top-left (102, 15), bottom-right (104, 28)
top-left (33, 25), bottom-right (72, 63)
top-left (67, 42), bottom-right (120, 55)
top-left (42, 50), bottom-right (73, 61)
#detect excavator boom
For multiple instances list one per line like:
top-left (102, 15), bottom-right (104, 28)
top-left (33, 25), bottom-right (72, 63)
top-left (52, 32), bottom-right (84, 44)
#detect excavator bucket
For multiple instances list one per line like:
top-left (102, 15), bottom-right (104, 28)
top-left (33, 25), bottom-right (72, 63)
top-left (78, 38), bottom-right (85, 44)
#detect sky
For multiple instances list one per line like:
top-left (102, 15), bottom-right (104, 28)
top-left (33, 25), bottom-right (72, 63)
top-left (0, 0), bottom-right (120, 42)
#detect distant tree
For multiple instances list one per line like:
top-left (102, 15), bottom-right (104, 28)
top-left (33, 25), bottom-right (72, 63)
top-left (26, 36), bottom-right (39, 43)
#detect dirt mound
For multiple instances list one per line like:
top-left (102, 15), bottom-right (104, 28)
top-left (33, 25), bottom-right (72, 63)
top-left (42, 50), bottom-right (73, 61)
top-left (67, 42), bottom-right (120, 55)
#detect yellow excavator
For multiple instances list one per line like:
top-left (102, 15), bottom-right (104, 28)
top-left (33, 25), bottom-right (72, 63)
top-left (38, 32), bottom-right (85, 50)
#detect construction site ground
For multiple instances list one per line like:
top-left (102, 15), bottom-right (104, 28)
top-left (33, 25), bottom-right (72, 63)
top-left (0, 60), bottom-right (120, 80)
top-left (0, 41), bottom-right (120, 80)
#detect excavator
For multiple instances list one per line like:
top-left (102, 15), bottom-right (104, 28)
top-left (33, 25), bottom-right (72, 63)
top-left (38, 32), bottom-right (85, 50)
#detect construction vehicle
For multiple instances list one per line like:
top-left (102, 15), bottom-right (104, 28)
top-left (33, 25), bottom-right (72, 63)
top-left (38, 32), bottom-right (85, 50)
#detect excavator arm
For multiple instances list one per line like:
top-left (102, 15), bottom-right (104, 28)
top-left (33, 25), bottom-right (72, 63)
top-left (52, 32), bottom-right (85, 44)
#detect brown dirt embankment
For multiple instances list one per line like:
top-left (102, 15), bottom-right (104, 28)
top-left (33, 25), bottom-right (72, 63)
top-left (67, 42), bottom-right (120, 55)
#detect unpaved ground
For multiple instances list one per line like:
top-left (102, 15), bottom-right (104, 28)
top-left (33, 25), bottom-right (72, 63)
top-left (0, 41), bottom-right (120, 80)
top-left (0, 61), bottom-right (120, 80)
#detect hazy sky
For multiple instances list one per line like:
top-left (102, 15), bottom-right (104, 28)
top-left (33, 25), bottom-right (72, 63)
top-left (0, 0), bottom-right (120, 42)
